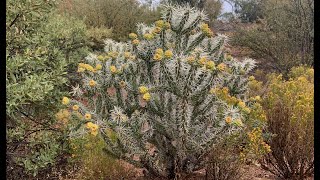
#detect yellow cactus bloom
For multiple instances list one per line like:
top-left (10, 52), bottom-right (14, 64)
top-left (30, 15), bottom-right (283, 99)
top-left (225, 116), bottom-right (232, 124)
top-left (97, 55), bottom-right (104, 61)
top-left (86, 122), bottom-right (94, 129)
top-left (84, 113), bottom-right (92, 120)
top-left (217, 63), bottom-right (226, 71)
top-left (72, 105), bottom-right (79, 111)
top-left (238, 101), bottom-right (246, 108)
top-left (124, 52), bottom-right (131, 59)
top-left (89, 80), bottom-right (96, 87)
top-left (255, 96), bottom-right (262, 102)
top-left (155, 48), bottom-right (164, 55)
top-left (143, 33), bottom-right (154, 40)
top-left (222, 87), bottom-right (229, 94)
top-left (78, 63), bottom-right (86, 68)
top-left (139, 86), bottom-right (149, 94)
top-left (91, 129), bottom-right (98, 136)
top-left (152, 27), bottom-right (162, 34)
top-left (209, 88), bottom-right (218, 94)
top-left (206, 61), bottom-right (215, 70)
top-left (187, 56), bottom-right (195, 63)
top-left (155, 20), bottom-right (164, 28)
top-left (129, 33), bottom-right (137, 39)
top-left (198, 57), bottom-right (207, 65)
top-left (164, 50), bottom-right (173, 59)
top-left (143, 92), bottom-right (151, 101)
top-left (249, 76), bottom-right (255, 81)
top-left (62, 97), bottom-right (70, 105)
top-left (153, 53), bottom-right (163, 61)
top-left (95, 64), bottom-right (102, 70)
top-left (200, 23), bottom-right (209, 31)
top-left (132, 39), bottom-right (140, 45)
top-left (77, 67), bottom-right (85, 72)
top-left (110, 66), bottom-right (117, 74)
top-left (243, 107), bottom-right (251, 114)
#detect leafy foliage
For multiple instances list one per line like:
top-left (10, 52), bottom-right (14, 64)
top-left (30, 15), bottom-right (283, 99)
top-left (6, 0), bottom-right (90, 176)
top-left (58, 0), bottom-right (161, 41)
top-left (232, 0), bottom-right (314, 74)
top-left (64, 4), bottom-right (268, 179)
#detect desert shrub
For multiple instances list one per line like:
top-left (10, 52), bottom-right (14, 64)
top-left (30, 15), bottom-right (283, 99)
top-left (258, 66), bottom-right (314, 179)
top-left (232, 0), bottom-right (314, 74)
top-left (6, 0), bottom-right (90, 177)
top-left (67, 134), bottom-right (137, 179)
top-left (61, 4), bottom-right (270, 179)
top-left (227, 0), bottom-right (264, 23)
top-left (58, 0), bottom-right (161, 41)
top-left (260, 66), bottom-right (314, 179)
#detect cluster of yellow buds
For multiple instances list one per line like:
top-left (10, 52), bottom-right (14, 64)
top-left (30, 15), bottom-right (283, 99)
top-left (198, 57), bottom-right (207, 65)
top-left (153, 48), bottom-right (173, 61)
top-left (187, 56), bottom-right (196, 64)
top-left (247, 128), bottom-right (271, 154)
top-left (200, 23), bottom-right (214, 37)
top-left (217, 63), bottom-right (226, 71)
top-left (109, 65), bottom-right (118, 74)
top-left (237, 100), bottom-right (251, 114)
top-left (205, 61), bottom-right (215, 70)
top-left (62, 97), bottom-right (70, 105)
top-left (139, 86), bottom-right (151, 101)
top-left (55, 109), bottom-right (70, 125)
top-left (89, 79), bottom-right (97, 87)
top-left (78, 63), bottom-right (96, 73)
top-left (86, 122), bottom-right (99, 136)
top-left (143, 33), bottom-right (154, 40)
top-left (107, 51), bottom-right (118, 59)
top-left (129, 33), bottom-right (139, 45)
top-left (152, 20), bottom-right (170, 34)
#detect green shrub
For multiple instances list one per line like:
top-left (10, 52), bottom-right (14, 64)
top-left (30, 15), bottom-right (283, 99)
top-left (6, 0), bottom-right (90, 176)
top-left (259, 66), bottom-right (314, 179)
top-left (58, 0), bottom-right (161, 41)
top-left (232, 0), bottom-right (314, 74)
top-left (68, 134), bottom-right (137, 179)
top-left (62, 4), bottom-right (268, 179)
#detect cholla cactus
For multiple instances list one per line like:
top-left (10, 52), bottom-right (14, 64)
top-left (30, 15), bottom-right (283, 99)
top-left (67, 4), bottom-right (257, 179)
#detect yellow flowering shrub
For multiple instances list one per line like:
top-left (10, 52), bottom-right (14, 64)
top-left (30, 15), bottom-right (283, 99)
top-left (259, 66), bottom-right (314, 179)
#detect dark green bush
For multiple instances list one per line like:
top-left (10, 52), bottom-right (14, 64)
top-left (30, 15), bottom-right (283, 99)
top-left (232, 0), bottom-right (314, 75)
top-left (58, 0), bottom-right (161, 41)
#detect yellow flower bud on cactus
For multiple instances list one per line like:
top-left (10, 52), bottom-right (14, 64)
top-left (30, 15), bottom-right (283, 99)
top-left (129, 33), bottom-right (137, 39)
top-left (249, 76), bottom-right (255, 81)
top-left (84, 113), bottom-right (92, 120)
top-left (155, 20), bottom-right (164, 28)
top-left (132, 39), bottom-right (140, 45)
top-left (62, 97), bottom-right (70, 105)
top-left (77, 67), bottom-right (85, 72)
top-left (143, 92), bottom-right (151, 101)
top-left (154, 53), bottom-right (163, 61)
top-left (139, 86), bottom-right (149, 94)
top-left (152, 27), bottom-right (162, 34)
top-left (200, 23), bottom-right (209, 31)
top-left (97, 55), bottom-right (104, 61)
top-left (155, 48), bottom-right (164, 55)
top-left (91, 130), bottom-right (98, 136)
top-left (143, 33), bottom-right (154, 40)
top-left (110, 66), bottom-right (117, 74)
top-left (255, 96), bottom-right (261, 101)
top-left (124, 52), bottom-right (131, 59)
top-left (89, 79), bottom-right (96, 87)
top-left (225, 116), bottom-right (232, 124)
top-left (95, 64), bottom-right (102, 70)
top-left (164, 50), bottom-right (173, 59)
top-left (187, 56), bottom-right (195, 63)
top-left (206, 61), bottom-right (215, 70)
top-left (198, 57), bottom-right (207, 65)
top-left (72, 105), bottom-right (79, 111)
top-left (243, 107), bottom-right (251, 114)
top-left (217, 63), bottom-right (226, 71)
top-left (238, 101), bottom-right (246, 108)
